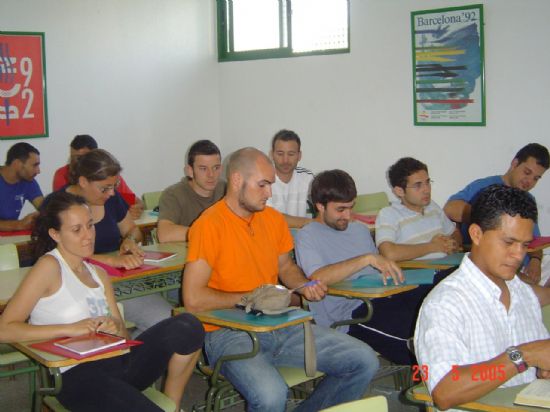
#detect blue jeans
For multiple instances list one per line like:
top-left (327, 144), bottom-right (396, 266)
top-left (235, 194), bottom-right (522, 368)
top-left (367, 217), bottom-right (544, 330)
top-left (205, 324), bottom-right (379, 412)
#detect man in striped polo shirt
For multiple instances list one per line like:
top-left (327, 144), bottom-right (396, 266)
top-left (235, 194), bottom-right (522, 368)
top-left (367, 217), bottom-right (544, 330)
top-left (376, 157), bottom-right (462, 262)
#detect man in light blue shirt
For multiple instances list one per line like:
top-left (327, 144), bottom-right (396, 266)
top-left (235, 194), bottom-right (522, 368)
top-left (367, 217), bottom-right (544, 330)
top-left (444, 143), bottom-right (549, 285)
top-left (295, 169), bottom-right (438, 365)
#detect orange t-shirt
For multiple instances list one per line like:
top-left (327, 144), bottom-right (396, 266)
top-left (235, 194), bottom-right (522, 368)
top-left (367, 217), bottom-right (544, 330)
top-left (186, 200), bottom-right (293, 331)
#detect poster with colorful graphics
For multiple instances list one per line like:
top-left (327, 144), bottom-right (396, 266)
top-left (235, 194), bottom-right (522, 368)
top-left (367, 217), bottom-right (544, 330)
top-left (0, 32), bottom-right (48, 139)
top-left (411, 5), bottom-right (485, 126)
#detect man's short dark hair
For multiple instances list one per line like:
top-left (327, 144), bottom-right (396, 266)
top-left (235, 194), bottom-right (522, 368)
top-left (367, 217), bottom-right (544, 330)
top-left (70, 134), bottom-right (98, 150)
top-left (387, 157), bottom-right (428, 189)
top-left (6, 142), bottom-right (40, 165)
top-left (271, 129), bottom-right (301, 151)
top-left (514, 143), bottom-right (549, 169)
top-left (311, 169), bottom-right (357, 208)
top-left (471, 184), bottom-right (538, 232)
top-left (187, 140), bottom-right (221, 167)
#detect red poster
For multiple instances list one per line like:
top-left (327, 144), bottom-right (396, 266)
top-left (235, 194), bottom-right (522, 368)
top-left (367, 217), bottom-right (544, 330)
top-left (0, 32), bottom-right (48, 139)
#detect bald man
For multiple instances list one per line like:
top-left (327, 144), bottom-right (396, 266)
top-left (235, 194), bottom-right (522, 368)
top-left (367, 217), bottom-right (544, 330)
top-left (183, 147), bottom-right (378, 412)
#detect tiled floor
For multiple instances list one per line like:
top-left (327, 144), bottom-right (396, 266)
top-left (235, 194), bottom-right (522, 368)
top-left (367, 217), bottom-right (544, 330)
top-left (0, 360), bottom-right (424, 411)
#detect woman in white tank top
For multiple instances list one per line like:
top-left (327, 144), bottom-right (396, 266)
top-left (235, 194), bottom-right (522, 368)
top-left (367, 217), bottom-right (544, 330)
top-left (0, 192), bottom-right (204, 411)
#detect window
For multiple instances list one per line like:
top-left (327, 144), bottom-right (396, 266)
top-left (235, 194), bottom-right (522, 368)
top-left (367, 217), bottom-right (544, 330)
top-left (217, 0), bottom-right (350, 61)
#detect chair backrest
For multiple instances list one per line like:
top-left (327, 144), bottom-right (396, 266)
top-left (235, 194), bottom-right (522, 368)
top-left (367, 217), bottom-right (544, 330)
top-left (0, 243), bottom-right (20, 271)
top-left (142, 191), bottom-right (162, 210)
top-left (353, 192), bottom-right (389, 215)
top-left (320, 395), bottom-right (388, 412)
top-left (543, 304), bottom-right (550, 332)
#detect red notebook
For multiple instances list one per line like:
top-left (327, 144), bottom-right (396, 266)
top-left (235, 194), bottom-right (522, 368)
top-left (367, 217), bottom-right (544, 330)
top-left (30, 333), bottom-right (142, 360)
top-left (529, 236), bottom-right (550, 249)
top-left (351, 213), bottom-right (377, 225)
top-left (143, 251), bottom-right (177, 263)
top-left (85, 258), bottom-right (159, 277)
top-left (0, 230), bottom-right (32, 236)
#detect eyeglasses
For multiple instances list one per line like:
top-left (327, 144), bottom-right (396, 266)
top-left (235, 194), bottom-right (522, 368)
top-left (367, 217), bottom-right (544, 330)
top-left (406, 179), bottom-right (433, 190)
top-left (96, 180), bottom-right (120, 194)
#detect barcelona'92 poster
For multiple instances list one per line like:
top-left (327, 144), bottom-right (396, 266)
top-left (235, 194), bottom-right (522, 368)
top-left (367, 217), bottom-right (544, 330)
top-left (411, 5), bottom-right (485, 126)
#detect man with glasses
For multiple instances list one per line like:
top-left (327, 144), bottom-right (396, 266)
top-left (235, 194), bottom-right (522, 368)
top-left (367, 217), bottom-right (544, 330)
top-left (444, 143), bottom-right (549, 285)
top-left (52, 135), bottom-right (144, 219)
top-left (0, 142), bottom-right (43, 231)
top-left (376, 157), bottom-right (461, 262)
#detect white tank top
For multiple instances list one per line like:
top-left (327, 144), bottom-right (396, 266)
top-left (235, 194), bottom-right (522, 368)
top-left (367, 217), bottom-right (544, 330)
top-left (30, 248), bottom-right (110, 326)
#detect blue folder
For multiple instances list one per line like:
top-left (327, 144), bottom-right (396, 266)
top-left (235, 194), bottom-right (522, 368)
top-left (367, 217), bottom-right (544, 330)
top-left (334, 268), bottom-right (436, 288)
top-left (205, 308), bottom-right (311, 327)
top-left (426, 252), bottom-right (465, 267)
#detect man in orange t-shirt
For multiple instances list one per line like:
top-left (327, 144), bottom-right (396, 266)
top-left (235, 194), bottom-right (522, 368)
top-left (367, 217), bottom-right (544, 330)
top-left (183, 147), bottom-right (379, 412)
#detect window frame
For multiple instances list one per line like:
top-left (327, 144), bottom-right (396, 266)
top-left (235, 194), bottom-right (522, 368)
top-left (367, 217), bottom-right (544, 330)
top-left (216, 0), bottom-right (350, 62)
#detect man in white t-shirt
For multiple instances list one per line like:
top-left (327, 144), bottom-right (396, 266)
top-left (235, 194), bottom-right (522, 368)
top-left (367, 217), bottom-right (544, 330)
top-left (267, 129), bottom-right (313, 228)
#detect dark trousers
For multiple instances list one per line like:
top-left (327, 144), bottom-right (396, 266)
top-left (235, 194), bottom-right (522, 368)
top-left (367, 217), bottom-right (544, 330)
top-left (348, 267), bottom-right (455, 365)
top-left (57, 313), bottom-right (205, 412)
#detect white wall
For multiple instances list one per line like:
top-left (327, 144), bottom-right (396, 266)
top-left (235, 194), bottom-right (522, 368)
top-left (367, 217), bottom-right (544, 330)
top-left (0, 0), bottom-right (220, 198)
top-left (218, 0), bottom-right (550, 233)
top-left (2, 0), bottom-right (549, 234)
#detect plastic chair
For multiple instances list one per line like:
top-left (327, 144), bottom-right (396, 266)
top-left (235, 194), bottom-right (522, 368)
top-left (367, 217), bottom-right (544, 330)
top-left (142, 191), bottom-right (163, 210)
top-left (43, 387), bottom-right (175, 412)
top-left (319, 395), bottom-right (388, 411)
top-left (353, 192), bottom-right (390, 215)
top-left (543, 304), bottom-right (550, 331)
top-left (0, 243), bottom-right (19, 271)
top-left (171, 307), bottom-right (324, 412)
top-left (0, 243), bottom-right (38, 405)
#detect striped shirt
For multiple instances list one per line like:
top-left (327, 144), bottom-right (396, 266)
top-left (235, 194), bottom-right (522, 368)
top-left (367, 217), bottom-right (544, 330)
top-left (375, 201), bottom-right (455, 260)
top-left (267, 167), bottom-right (314, 218)
top-left (414, 255), bottom-right (548, 406)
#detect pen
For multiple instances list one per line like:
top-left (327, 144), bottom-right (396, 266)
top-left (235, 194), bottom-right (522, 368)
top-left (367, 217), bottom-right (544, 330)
top-left (290, 280), bottom-right (320, 293)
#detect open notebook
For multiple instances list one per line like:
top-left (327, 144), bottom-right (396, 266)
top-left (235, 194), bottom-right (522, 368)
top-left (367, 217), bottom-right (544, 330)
top-left (54, 332), bottom-right (126, 356)
top-left (514, 379), bottom-right (550, 408)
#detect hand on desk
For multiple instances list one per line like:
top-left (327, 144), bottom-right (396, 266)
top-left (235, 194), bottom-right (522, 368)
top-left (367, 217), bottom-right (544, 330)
top-left (112, 253), bottom-right (144, 269)
top-left (119, 238), bottom-right (145, 258)
top-left (300, 280), bottom-right (327, 302)
top-left (65, 318), bottom-right (107, 336)
top-left (431, 234), bottom-right (460, 255)
top-left (19, 211), bottom-right (39, 230)
top-left (129, 201), bottom-right (144, 220)
top-left (368, 255), bottom-right (403, 285)
top-left (524, 258), bottom-right (542, 285)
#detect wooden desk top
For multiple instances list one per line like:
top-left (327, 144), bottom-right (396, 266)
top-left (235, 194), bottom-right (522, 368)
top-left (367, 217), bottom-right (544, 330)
top-left (411, 383), bottom-right (546, 412)
top-left (328, 282), bottom-right (417, 298)
top-left (11, 340), bottom-right (128, 368)
top-left (107, 242), bottom-right (187, 283)
top-left (195, 308), bottom-right (313, 333)
top-left (0, 242), bottom-right (187, 305)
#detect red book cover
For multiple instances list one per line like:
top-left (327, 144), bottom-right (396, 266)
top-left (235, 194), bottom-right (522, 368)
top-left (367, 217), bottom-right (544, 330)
top-left (351, 213), bottom-right (376, 225)
top-left (0, 230), bottom-right (32, 236)
top-left (143, 251), bottom-right (177, 263)
top-left (85, 258), bottom-right (159, 277)
top-left (529, 236), bottom-right (550, 249)
top-left (30, 333), bottom-right (142, 360)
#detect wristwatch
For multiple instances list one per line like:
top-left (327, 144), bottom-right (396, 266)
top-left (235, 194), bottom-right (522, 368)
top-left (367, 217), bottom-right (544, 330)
top-left (506, 346), bottom-right (528, 373)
